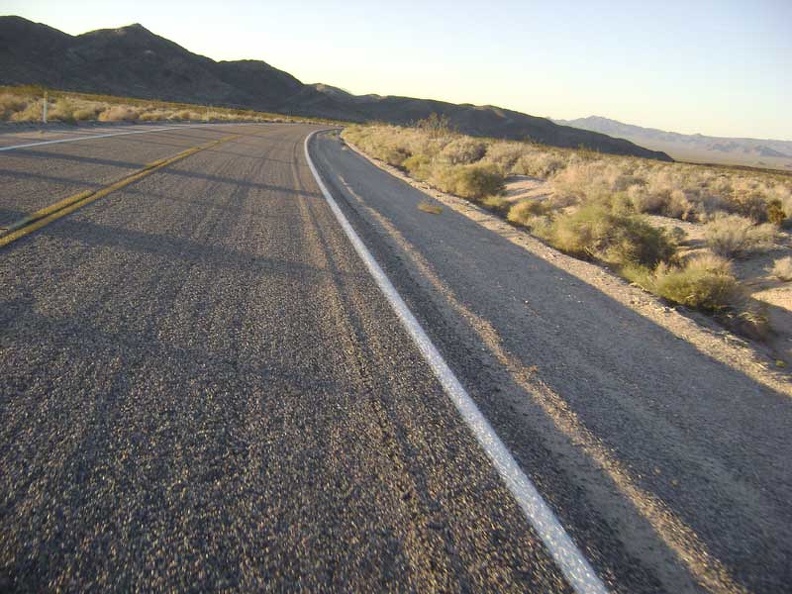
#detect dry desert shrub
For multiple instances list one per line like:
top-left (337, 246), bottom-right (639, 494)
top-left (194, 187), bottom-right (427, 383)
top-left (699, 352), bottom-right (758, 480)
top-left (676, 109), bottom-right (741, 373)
top-left (402, 153), bottom-right (433, 179)
top-left (98, 105), bottom-right (140, 122)
top-left (483, 140), bottom-right (530, 173)
top-left (73, 106), bottom-right (101, 120)
top-left (48, 98), bottom-right (76, 123)
top-left (549, 160), bottom-right (605, 201)
top-left (481, 139), bottom-right (569, 178)
top-left (704, 214), bottom-right (777, 258)
top-left (138, 110), bottom-right (168, 121)
top-left (480, 194), bottom-right (510, 215)
top-left (170, 109), bottom-right (200, 121)
top-left (515, 151), bottom-right (567, 178)
top-left (770, 256), bottom-right (792, 281)
top-left (430, 163), bottom-right (504, 200)
top-left (439, 136), bottom-right (486, 165)
top-left (9, 101), bottom-right (42, 122)
top-left (0, 93), bottom-right (29, 119)
top-left (536, 205), bottom-right (675, 269)
top-left (766, 199), bottom-right (786, 225)
top-left (507, 199), bottom-right (549, 227)
top-left (632, 254), bottom-right (741, 312)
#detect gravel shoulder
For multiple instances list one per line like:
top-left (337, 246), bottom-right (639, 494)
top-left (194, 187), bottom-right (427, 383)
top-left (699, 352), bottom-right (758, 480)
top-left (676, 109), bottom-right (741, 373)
top-left (313, 132), bottom-right (792, 594)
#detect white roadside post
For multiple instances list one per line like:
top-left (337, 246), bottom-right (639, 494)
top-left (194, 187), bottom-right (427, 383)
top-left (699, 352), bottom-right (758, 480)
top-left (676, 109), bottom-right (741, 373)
top-left (42, 92), bottom-right (48, 124)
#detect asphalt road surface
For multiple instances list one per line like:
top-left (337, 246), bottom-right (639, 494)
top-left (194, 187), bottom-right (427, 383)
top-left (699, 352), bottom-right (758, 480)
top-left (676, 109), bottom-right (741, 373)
top-left (1, 123), bottom-right (790, 593)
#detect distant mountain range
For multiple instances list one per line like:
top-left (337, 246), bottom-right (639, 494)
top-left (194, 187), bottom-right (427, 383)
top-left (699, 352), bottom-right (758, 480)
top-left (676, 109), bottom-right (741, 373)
top-left (0, 16), bottom-right (671, 161)
top-left (555, 116), bottom-right (792, 171)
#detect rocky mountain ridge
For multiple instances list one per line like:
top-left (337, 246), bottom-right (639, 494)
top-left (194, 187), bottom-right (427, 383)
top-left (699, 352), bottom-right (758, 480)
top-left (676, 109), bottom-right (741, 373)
top-left (557, 115), bottom-right (791, 170)
top-left (0, 16), bottom-right (671, 160)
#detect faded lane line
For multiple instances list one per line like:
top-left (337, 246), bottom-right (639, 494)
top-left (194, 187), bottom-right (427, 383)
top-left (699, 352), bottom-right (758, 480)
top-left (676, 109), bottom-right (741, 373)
top-left (0, 124), bottom-right (205, 152)
top-left (304, 131), bottom-right (609, 594)
top-left (0, 135), bottom-right (237, 248)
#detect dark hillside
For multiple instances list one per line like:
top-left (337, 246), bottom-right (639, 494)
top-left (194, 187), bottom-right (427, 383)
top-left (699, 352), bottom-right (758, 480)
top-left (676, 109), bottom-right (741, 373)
top-left (0, 16), bottom-right (671, 161)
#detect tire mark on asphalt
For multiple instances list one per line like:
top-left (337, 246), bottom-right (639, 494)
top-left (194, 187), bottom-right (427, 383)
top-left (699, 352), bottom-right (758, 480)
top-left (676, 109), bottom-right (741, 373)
top-left (331, 171), bottom-right (749, 594)
top-left (293, 135), bottom-right (573, 591)
top-left (306, 132), bottom-right (608, 594)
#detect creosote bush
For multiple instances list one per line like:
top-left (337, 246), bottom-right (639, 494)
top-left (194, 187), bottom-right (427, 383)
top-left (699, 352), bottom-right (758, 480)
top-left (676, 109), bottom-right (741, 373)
top-left (430, 163), bottom-right (505, 200)
top-left (627, 254), bottom-right (741, 312)
top-left (343, 120), bottom-right (790, 338)
top-left (704, 214), bottom-right (777, 258)
top-left (536, 205), bottom-right (676, 269)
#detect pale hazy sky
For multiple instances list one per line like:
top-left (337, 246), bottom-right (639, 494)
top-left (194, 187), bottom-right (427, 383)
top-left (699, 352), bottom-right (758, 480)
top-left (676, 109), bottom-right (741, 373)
top-left (5, 0), bottom-right (791, 140)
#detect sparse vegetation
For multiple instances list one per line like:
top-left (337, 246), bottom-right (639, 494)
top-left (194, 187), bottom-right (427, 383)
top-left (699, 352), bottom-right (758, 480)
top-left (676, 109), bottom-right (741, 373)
top-left (628, 254), bottom-right (741, 312)
top-left (507, 198), bottom-right (548, 227)
top-left (98, 105), bottom-right (140, 122)
top-left (0, 85), bottom-right (320, 125)
top-left (770, 256), bottom-right (792, 281)
top-left (704, 214), bottom-right (777, 258)
top-left (534, 205), bottom-right (676, 269)
top-left (344, 120), bottom-right (792, 342)
top-left (430, 163), bottom-right (505, 200)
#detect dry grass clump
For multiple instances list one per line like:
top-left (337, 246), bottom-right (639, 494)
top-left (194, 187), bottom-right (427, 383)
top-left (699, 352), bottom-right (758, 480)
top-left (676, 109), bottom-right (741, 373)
top-left (704, 214), bottom-right (777, 258)
top-left (507, 199), bottom-right (549, 227)
top-left (8, 100), bottom-right (42, 122)
top-left (48, 98), bottom-right (76, 123)
top-left (417, 201), bottom-right (443, 214)
top-left (0, 93), bottom-right (29, 118)
top-left (770, 256), bottom-right (792, 281)
top-left (344, 121), bottom-right (791, 342)
top-left (98, 105), bottom-right (140, 122)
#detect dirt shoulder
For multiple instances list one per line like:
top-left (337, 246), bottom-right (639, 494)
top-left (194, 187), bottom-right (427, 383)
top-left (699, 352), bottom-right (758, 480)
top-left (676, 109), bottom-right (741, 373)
top-left (343, 138), bottom-right (791, 397)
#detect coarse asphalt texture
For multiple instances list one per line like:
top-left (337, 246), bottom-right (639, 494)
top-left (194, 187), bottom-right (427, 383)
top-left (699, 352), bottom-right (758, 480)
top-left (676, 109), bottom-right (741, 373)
top-left (1, 124), bottom-right (571, 592)
top-left (310, 132), bottom-right (792, 594)
top-left (1, 122), bottom-right (790, 593)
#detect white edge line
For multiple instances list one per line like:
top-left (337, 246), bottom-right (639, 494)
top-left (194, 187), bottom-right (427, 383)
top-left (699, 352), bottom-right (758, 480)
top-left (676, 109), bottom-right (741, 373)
top-left (304, 131), bottom-right (609, 594)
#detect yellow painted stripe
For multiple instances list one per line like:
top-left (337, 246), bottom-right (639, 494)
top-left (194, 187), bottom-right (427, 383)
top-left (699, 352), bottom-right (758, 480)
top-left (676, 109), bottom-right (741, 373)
top-left (0, 135), bottom-right (236, 249)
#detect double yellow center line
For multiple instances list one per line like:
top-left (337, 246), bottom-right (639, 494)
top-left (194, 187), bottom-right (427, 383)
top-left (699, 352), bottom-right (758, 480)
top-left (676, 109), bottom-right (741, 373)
top-left (0, 135), bottom-right (237, 248)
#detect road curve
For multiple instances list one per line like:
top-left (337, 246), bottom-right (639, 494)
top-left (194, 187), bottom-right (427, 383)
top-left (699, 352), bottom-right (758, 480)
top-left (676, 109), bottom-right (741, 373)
top-left (310, 132), bottom-right (792, 594)
top-left (3, 122), bottom-right (790, 593)
top-left (1, 124), bottom-right (574, 592)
